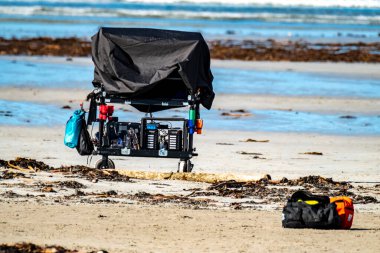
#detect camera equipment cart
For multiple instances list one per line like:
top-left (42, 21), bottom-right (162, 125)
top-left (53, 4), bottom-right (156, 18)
top-left (84, 28), bottom-right (215, 172)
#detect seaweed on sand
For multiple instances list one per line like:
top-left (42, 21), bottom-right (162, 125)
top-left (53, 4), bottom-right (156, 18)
top-left (0, 242), bottom-right (107, 253)
top-left (0, 158), bottom-right (130, 182)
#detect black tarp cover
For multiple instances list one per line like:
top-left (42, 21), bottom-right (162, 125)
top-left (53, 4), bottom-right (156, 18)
top-left (91, 28), bottom-right (214, 112)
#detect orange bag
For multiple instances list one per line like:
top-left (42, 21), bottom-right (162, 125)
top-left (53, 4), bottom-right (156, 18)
top-left (330, 196), bottom-right (354, 229)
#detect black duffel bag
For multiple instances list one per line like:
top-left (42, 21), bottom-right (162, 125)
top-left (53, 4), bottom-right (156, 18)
top-left (282, 191), bottom-right (341, 229)
top-left (76, 117), bottom-right (94, 156)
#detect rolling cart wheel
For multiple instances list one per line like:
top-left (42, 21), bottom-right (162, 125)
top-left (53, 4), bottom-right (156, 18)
top-left (178, 161), bottom-right (185, 173)
top-left (185, 160), bottom-right (194, 173)
top-left (178, 160), bottom-right (193, 173)
top-left (95, 158), bottom-right (115, 169)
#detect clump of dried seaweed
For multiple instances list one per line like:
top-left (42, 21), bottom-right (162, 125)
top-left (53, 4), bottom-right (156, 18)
top-left (0, 158), bottom-right (377, 206)
top-left (0, 157), bottom-right (52, 171)
top-left (0, 242), bottom-right (107, 253)
top-left (53, 165), bottom-right (130, 182)
top-left (199, 176), bottom-right (377, 204)
top-left (0, 158), bottom-right (130, 182)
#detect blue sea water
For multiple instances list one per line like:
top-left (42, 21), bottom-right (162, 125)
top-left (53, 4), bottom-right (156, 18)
top-left (1, 99), bottom-right (379, 135)
top-left (0, 99), bottom-right (72, 126)
top-left (1, 58), bottom-right (380, 99)
top-left (0, 0), bottom-right (380, 42)
top-left (0, 0), bottom-right (379, 135)
top-left (0, 58), bottom-right (93, 88)
top-left (212, 67), bottom-right (380, 98)
top-left (0, 57), bottom-right (379, 135)
top-left (202, 109), bottom-right (380, 135)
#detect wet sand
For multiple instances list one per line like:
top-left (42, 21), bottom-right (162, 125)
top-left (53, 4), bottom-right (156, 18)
top-left (2, 55), bottom-right (380, 76)
top-left (1, 57), bottom-right (379, 117)
top-left (1, 87), bottom-right (380, 115)
top-left (212, 60), bottom-right (380, 79)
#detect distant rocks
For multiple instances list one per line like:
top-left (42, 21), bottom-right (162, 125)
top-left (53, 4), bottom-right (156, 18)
top-left (209, 39), bottom-right (380, 63)
top-left (240, 139), bottom-right (270, 143)
top-left (300, 152), bottom-right (323, 156)
top-left (0, 37), bottom-right (91, 57)
top-left (221, 109), bottom-right (252, 117)
top-left (339, 115), bottom-right (357, 119)
top-left (1, 37), bottom-right (380, 62)
top-left (0, 110), bottom-right (13, 117)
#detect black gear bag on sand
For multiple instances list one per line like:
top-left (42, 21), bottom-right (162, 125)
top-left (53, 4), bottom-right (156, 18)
top-left (76, 117), bottom-right (94, 156)
top-left (282, 191), bottom-right (340, 229)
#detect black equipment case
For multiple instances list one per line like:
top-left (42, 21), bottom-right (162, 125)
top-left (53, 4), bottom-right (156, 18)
top-left (85, 28), bottom-right (214, 172)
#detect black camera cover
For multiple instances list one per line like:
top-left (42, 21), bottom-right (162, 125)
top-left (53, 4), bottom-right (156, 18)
top-left (91, 27), bottom-right (214, 112)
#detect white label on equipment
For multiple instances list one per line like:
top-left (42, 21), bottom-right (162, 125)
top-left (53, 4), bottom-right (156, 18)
top-left (121, 148), bottom-right (131, 155)
top-left (159, 149), bottom-right (168, 157)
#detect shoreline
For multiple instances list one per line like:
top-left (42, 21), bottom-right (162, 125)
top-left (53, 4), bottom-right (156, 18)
top-left (0, 57), bottom-right (379, 136)
top-left (1, 37), bottom-right (380, 62)
top-left (1, 5), bottom-right (379, 251)
top-left (1, 86), bottom-right (379, 115)
top-left (212, 59), bottom-right (380, 78)
top-left (2, 55), bottom-right (380, 77)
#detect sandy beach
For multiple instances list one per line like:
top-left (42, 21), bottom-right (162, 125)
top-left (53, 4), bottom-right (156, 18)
top-left (1, 58), bottom-right (380, 252)
top-left (1, 1), bottom-right (380, 251)
top-left (1, 59), bottom-right (379, 180)
top-left (1, 87), bottom-right (379, 115)
top-left (1, 203), bottom-right (379, 253)
top-left (1, 126), bottom-right (380, 182)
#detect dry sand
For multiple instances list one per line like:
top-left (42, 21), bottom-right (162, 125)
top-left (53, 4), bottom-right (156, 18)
top-left (1, 125), bottom-right (380, 252)
top-left (0, 203), bottom-right (379, 253)
top-left (1, 126), bottom-right (380, 182)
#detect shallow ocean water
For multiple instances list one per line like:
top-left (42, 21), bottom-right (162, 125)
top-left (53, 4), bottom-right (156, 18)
top-left (1, 58), bottom-right (380, 98)
top-left (0, 58), bottom-right (93, 88)
top-left (1, 99), bottom-right (379, 136)
top-left (1, 0), bottom-right (380, 42)
top-left (0, 99), bottom-right (72, 126)
top-left (212, 67), bottom-right (380, 98)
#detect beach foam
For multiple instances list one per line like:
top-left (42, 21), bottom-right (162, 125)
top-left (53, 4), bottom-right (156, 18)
top-left (4, 0), bottom-right (380, 8)
top-left (1, 6), bottom-right (380, 25)
top-left (127, 0), bottom-right (380, 8)
top-left (1, 0), bottom-right (380, 41)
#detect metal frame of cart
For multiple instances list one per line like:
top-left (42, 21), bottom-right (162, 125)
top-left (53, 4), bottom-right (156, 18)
top-left (83, 27), bottom-right (214, 172)
top-left (88, 87), bottom-right (202, 172)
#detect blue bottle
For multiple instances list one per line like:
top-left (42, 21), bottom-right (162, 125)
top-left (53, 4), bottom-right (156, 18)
top-left (64, 110), bottom-right (84, 148)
